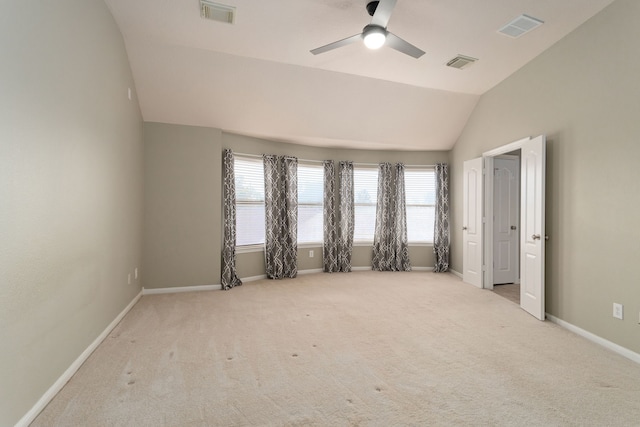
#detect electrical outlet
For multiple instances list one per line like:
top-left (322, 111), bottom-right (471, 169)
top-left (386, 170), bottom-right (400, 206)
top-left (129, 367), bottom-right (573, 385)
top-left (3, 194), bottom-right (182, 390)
top-left (135, 267), bottom-right (138, 279)
top-left (613, 303), bottom-right (623, 320)
top-left (309, 250), bottom-right (314, 258)
top-left (128, 273), bottom-right (132, 285)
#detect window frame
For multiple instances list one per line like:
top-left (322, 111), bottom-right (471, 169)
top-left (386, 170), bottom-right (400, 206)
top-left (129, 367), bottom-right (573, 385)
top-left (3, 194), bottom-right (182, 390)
top-left (232, 154), bottom-right (436, 250)
top-left (234, 155), bottom-right (266, 250)
top-left (404, 166), bottom-right (436, 245)
top-left (233, 155), bottom-right (325, 251)
top-left (297, 161), bottom-right (324, 246)
top-left (352, 166), bottom-right (379, 245)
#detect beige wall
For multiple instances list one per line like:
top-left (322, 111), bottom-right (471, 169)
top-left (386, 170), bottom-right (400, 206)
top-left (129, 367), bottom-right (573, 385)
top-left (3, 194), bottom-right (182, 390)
top-left (224, 133), bottom-right (449, 278)
top-left (142, 126), bottom-right (448, 286)
top-left (0, 1), bottom-right (143, 425)
top-left (450, 0), bottom-right (640, 353)
top-left (143, 123), bottom-right (222, 289)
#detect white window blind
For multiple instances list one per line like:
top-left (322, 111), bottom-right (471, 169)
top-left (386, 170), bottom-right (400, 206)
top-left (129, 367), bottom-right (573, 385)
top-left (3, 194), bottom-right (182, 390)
top-left (233, 156), bottom-right (435, 247)
top-left (353, 167), bottom-right (379, 242)
top-left (404, 168), bottom-right (436, 243)
top-left (297, 163), bottom-right (324, 244)
top-left (234, 156), bottom-right (265, 246)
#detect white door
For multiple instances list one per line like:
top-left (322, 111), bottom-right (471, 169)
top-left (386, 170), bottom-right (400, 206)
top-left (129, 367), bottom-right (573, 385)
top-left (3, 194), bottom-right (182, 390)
top-left (520, 135), bottom-right (546, 320)
top-left (493, 157), bottom-right (519, 285)
top-left (463, 158), bottom-right (483, 288)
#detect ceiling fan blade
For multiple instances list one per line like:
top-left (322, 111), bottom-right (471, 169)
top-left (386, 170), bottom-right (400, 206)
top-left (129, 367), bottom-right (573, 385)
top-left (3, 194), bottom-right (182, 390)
top-left (386, 32), bottom-right (425, 58)
top-left (370, 0), bottom-right (397, 28)
top-left (310, 33), bottom-right (362, 55)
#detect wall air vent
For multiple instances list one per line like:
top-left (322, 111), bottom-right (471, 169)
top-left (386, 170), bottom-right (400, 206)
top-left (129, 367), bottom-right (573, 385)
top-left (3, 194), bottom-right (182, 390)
top-left (200, 1), bottom-right (236, 24)
top-left (446, 55), bottom-right (478, 70)
top-left (498, 14), bottom-right (543, 38)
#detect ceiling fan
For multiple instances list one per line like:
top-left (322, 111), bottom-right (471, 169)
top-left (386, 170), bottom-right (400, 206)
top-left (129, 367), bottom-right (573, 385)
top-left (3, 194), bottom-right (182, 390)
top-left (310, 0), bottom-right (425, 59)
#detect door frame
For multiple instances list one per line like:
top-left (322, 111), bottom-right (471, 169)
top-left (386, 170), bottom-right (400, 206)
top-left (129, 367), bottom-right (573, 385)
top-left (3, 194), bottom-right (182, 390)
top-left (492, 155), bottom-right (520, 286)
top-left (482, 137), bottom-right (530, 290)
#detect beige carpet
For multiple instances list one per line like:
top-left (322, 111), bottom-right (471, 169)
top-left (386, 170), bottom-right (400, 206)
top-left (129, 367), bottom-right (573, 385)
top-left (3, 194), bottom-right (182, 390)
top-left (33, 272), bottom-right (640, 426)
top-left (493, 283), bottom-right (520, 305)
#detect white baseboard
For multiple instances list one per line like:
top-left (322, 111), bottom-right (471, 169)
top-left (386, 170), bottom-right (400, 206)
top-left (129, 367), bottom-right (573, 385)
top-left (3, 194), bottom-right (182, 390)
top-left (351, 266), bottom-right (435, 272)
top-left (142, 284), bottom-right (222, 295)
top-left (303, 267), bottom-right (435, 273)
top-left (449, 269), bottom-right (463, 279)
top-left (141, 270), bottom-right (329, 290)
top-left (241, 274), bottom-right (267, 282)
top-left (16, 290), bottom-right (143, 427)
top-left (546, 314), bottom-right (640, 365)
top-left (242, 269), bottom-right (323, 282)
top-left (241, 268), bottom-right (437, 277)
top-left (298, 268), bottom-right (436, 274)
top-left (299, 268), bottom-right (323, 275)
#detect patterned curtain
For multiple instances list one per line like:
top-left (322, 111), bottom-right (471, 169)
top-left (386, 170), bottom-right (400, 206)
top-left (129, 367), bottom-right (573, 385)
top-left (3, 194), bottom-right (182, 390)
top-left (393, 163), bottom-right (411, 271)
top-left (263, 155), bottom-right (298, 279)
top-left (221, 149), bottom-right (242, 290)
top-left (338, 161), bottom-right (354, 272)
top-left (323, 160), bottom-right (338, 272)
top-left (372, 163), bottom-right (411, 271)
top-left (434, 163), bottom-right (450, 272)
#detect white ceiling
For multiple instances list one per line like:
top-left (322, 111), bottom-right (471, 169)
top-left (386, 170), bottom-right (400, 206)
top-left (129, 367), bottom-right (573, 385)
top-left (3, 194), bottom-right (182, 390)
top-left (105, 0), bottom-right (615, 150)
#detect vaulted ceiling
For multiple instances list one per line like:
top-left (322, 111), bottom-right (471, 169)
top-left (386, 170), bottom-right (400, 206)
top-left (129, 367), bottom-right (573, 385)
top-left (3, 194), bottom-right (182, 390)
top-left (105, 0), bottom-right (615, 150)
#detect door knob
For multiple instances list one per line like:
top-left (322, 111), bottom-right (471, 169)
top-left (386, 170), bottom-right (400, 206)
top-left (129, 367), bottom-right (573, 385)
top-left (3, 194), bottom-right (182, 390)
top-left (462, 226), bottom-right (468, 230)
top-left (510, 225), bottom-right (517, 230)
top-left (532, 234), bottom-right (541, 240)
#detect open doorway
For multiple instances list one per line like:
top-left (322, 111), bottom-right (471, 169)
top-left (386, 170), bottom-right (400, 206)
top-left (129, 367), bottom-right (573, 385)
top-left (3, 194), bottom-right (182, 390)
top-left (491, 151), bottom-right (520, 304)
top-left (463, 135), bottom-right (546, 320)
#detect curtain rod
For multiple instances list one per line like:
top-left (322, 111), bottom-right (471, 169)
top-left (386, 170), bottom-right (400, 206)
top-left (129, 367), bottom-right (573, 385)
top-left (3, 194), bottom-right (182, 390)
top-left (353, 162), bottom-right (436, 168)
top-left (233, 152), bottom-right (324, 165)
top-left (232, 152), bottom-right (436, 168)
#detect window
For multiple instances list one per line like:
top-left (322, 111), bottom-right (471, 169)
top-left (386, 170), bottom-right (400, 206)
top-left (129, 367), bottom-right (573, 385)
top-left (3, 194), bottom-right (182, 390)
top-left (297, 163), bottom-right (324, 244)
top-left (234, 156), bottom-right (324, 247)
top-left (404, 168), bottom-right (436, 243)
top-left (233, 155), bottom-right (435, 247)
top-left (353, 167), bottom-right (378, 242)
top-left (234, 156), bottom-right (265, 246)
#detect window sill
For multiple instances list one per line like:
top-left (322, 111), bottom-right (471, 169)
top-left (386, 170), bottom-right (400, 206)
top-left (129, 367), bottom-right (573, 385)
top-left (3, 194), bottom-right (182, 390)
top-left (236, 242), bottom-right (323, 253)
top-left (298, 242), bottom-right (323, 249)
top-left (236, 244), bottom-right (264, 254)
top-left (237, 242), bottom-right (433, 253)
top-left (353, 241), bottom-right (433, 247)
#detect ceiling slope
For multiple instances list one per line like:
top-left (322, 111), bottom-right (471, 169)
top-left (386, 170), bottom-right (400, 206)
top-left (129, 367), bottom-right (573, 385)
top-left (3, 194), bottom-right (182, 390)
top-left (106, 0), bottom-right (615, 150)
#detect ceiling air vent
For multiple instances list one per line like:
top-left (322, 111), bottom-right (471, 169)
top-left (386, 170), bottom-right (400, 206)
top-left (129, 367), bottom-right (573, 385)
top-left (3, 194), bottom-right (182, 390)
top-left (498, 14), bottom-right (544, 38)
top-left (200, 1), bottom-right (236, 24)
top-left (446, 55), bottom-right (478, 70)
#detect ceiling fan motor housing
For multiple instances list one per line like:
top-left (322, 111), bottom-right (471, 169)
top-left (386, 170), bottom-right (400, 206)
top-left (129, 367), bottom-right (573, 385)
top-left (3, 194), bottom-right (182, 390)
top-left (363, 24), bottom-right (387, 37)
top-left (362, 24), bottom-right (387, 49)
top-left (366, 1), bottom-right (379, 17)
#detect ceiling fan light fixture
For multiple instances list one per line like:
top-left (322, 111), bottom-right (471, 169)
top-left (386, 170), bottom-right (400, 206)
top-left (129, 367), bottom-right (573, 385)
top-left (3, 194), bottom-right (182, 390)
top-left (363, 25), bottom-right (386, 50)
top-left (310, 1), bottom-right (425, 58)
top-left (364, 32), bottom-right (385, 49)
